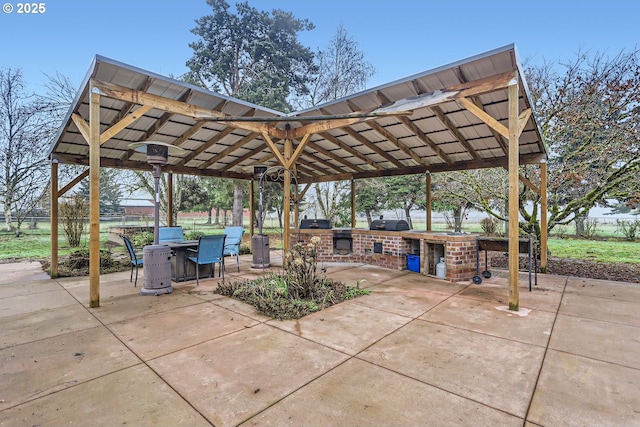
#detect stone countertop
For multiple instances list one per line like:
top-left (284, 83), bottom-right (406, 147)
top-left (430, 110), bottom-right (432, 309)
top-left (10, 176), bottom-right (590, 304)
top-left (293, 228), bottom-right (479, 242)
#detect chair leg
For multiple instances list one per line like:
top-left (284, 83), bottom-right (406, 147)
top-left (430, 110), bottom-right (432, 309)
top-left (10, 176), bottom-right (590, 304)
top-left (236, 254), bottom-right (240, 272)
top-left (134, 264), bottom-right (139, 287)
top-left (195, 261), bottom-right (199, 287)
top-left (130, 264), bottom-right (134, 283)
top-left (221, 259), bottom-right (225, 279)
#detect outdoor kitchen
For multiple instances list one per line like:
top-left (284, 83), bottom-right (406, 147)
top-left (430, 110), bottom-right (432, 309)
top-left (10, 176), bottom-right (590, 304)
top-left (292, 217), bottom-right (484, 282)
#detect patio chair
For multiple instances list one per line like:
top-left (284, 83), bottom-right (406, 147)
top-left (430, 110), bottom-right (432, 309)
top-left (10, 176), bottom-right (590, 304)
top-left (119, 234), bottom-right (143, 287)
top-left (186, 234), bottom-right (226, 286)
top-left (223, 226), bottom-right (244, 272)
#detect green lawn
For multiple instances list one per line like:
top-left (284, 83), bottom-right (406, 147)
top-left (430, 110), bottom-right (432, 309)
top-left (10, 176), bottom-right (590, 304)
top-left (1, 220), bottom-right (638, 264)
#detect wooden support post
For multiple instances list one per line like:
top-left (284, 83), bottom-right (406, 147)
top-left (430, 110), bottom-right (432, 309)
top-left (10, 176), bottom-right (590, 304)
top-left (351, 179), bottom-right (356, 228)
top-left (249, 179), bottom-right (255, 237)
top-left (508, 83), bottom-right (520, 311)
top-left (167, 173), bottom-right (173, 227)
top-left (540, 160), bottom-right (548, 272)
top-left (426, 172), bottom-right (432, 231)
top-left (50, 160), bottom-right (59, 278)
top-left (89, 88), bottom-right (101, 308)
top-left (283, 139), bottom-right (292, 253)
top-left (294, 183), bottom-right (300, 229)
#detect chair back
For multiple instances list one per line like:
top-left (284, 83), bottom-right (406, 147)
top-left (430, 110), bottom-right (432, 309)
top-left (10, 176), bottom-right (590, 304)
top-left (223, 226), bottom-right (244, 254)
top-left (197, 234), bottom-right (226, 262)
top-left (120, 234), bottom-right (137, 262)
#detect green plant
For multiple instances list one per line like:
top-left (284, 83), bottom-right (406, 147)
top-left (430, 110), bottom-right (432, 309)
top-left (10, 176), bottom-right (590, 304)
top-left (578, 218), bottom-right (599, 239)
top-left (216, 236), bottom-right (370, 320)
top-left (617, 219), bottom-right (639, 241)
top-left (185, 230), bottom-right (205, 240)
top-left (130, 231), bottom-right (153, 248)
top-left (59, 196), bottom-right (87, 247)
top-left (480, 217), bottom-right (498, 235)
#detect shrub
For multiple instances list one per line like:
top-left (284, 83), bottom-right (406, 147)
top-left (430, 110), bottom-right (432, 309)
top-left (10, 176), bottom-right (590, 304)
top-left (60, 196), bottom-right (87, 247)
top-left (130, 231), bottom-right (153, 248)
top-left (185, 230), bottom-right (204, 240)
top-left (480, 217), bottom-right (498, 235)
top-left (617, 219), bottom-right (639, 241)
top-left (579, 218), bottom-right (599, 239)
top-left (216, 236), bottom-right (369, 320)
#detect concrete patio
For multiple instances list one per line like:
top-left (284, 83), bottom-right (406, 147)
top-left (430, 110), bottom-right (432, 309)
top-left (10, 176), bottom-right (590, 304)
top-left (1, 254), bottom-right (639, 426)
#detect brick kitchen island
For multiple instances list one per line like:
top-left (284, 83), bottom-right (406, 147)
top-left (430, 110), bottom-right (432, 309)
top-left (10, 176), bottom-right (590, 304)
top-left (291, 228), bottom-right (483, 282)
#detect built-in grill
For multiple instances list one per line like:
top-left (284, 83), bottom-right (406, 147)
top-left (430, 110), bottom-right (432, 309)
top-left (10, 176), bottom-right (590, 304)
top-left (300, 218), bottom-right (333, 229)
top-left (369, 218), bottom-right (411, 231)
top-left (333, 229), bottom-right (353, 255)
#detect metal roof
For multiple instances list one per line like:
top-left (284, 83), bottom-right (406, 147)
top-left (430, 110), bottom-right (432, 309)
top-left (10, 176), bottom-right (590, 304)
top-left (49, 44), bottom-right (546, 183)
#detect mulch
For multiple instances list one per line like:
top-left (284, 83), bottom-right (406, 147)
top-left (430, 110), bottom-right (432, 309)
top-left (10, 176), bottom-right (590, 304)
top-left (490, 253), bottom-right (640, 284)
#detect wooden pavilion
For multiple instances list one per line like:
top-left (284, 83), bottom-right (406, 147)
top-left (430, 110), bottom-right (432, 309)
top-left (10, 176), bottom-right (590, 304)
top-left (48, 44), bottom-right (547, 310)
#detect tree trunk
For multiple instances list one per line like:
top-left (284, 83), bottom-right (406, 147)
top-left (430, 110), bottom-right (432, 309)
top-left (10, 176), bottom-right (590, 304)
top-left (206, 206), bottom-right (213, 225)
top-left (214, 207), bottom-right (220, 225)
top-left (365, 210), bottom-right (372, 226)
top-left (404, 206), bottom-right (412, 228)
top-left (232, 183), bottom-right (243, 226)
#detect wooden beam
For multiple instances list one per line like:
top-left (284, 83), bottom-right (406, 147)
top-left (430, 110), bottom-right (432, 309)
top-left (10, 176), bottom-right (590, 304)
top-left (457, 96), bottom-right (509, 140)
top-left (171, 121), bottom-right (207, 147)
top-left (508, 83), bottom-right (520, 312)
top-left (296, 156), bottom-right (338, 175)
top-left (368, 120), bottom-right (426, 166)
top-left (100, 105), bottom-right (153, 144)
top-left (306, 141), bottom-right (364, 173)
top-left (431, 106), bottom-right (480, 160)
top-left (292, 152), bottom-right (548, 184)
top-left (283, 139), bottom-right (292, 253)
top-left (50, 160), bottom-right (59, 278)
top-left (399, 116), bottom-right (454, 164)
top-left (319, 131), bottom-right (381, 170)
top-left (287, 133), bottom-right (310, 168)
top-left (175, 127), bottom-right (235, 167)
top-left (71, 113), bottom-right (90, 143)
top-left (518, 174), bottom-right (540, 194)
top-left (375, 90), bottom-right (454, 165)
top-left (426, 172), bottom-right (432, 231)
top-left (299, 183), bottom-right (312, 200)
top-left (351, 179), bottom-right (356, 228)
top-left (517, 109), bottom-right (532, 137)
top-left (200, 132), bottom-right (261, 169)
top-left (341, 127), bottom-right (405, 168)
top-left (221, 143), bottom-right (268, 172)
top-left (89, 88), bottom-right (101, 308)
top-left (91, 79), bottom-right (288, 139)
top-left (59, 169), bottom-right (89, 196)
top-left (262, 133), bottom-right (288, 168)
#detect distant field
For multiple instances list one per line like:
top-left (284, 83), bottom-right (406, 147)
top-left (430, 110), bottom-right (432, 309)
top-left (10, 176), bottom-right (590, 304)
top-left (1, 217), bottom-right (638, 264)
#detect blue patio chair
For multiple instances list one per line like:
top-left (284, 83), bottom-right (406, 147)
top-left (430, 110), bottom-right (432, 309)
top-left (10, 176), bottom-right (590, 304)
top-left (186, 234), bottom-right (226, 286)
top-left (120, 234), bottom-right (143, 287)
top-left (223, 226), bottom-right (244, 272)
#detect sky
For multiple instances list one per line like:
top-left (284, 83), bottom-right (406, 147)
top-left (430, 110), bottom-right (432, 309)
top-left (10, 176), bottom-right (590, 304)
top-left (1, 0), bottom-right (639, 100)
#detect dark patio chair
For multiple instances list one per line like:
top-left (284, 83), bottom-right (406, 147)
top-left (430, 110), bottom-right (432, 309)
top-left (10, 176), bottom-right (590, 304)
top-left (119, 234), bottom-right (143, 287)
top-left (186, 234), bottom-right (226, 286)
top-left (223, 226), bottom-right (244, 272)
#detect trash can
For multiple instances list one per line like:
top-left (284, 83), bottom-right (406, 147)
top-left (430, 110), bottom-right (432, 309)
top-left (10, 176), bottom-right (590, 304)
top-left (140, 244), bottom-right (173, 295)
top-left (406, 254), bottom-right (420, 272)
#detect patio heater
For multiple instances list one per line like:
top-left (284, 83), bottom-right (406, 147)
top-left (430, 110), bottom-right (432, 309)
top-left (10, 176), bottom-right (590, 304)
top-left (129, 141), bottom-right (185, 295)
top-left (251, 165), bottom-right (271, 268)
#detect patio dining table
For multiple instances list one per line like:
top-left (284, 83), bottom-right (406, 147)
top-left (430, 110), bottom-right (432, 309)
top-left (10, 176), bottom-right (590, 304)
top-left (162, 240), bottom-right (204, 282)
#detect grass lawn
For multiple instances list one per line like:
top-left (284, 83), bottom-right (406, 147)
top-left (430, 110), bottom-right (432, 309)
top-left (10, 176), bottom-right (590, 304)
top-left (1, 220), bottom-right (638, 265)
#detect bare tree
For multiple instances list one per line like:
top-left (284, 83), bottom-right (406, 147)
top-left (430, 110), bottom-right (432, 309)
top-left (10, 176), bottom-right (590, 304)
top-left (0, 68), bottom-right (56, 235)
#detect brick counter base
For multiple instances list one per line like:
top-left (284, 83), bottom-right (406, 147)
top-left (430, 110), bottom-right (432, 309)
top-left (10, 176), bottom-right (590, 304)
top-left (291, 229), bottom-right (483, 282)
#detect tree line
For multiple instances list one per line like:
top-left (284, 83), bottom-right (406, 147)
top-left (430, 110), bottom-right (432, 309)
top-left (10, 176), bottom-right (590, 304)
top-left (0, 0), bottom-right (638, 240)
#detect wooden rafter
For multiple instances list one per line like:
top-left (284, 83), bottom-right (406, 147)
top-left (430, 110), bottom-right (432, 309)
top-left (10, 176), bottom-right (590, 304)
top-left (201, 132), bottom-right (261, 169)
top-left (175, 127), bottom-right (234, 167)
top-left (341, 126), bottom-right (405, 168)
top-left (221, 143), bottom-right (267, 172)
top-left (306, 141), bottom-right (364, 173)
top-left (318, 132), bottom-right (380, 170)
top-left (375, 91), bottom-right (453, 165)
top-left (346, 99), bottom-right (426, 167)
top-left (431, 105), bottom-right (480, 161)
top-left (91, 79), bottom-right (287, 139)
top-left (299, 151), bottom-right (344, 175)
top-left (261, 133), bottom-right (288, 168)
